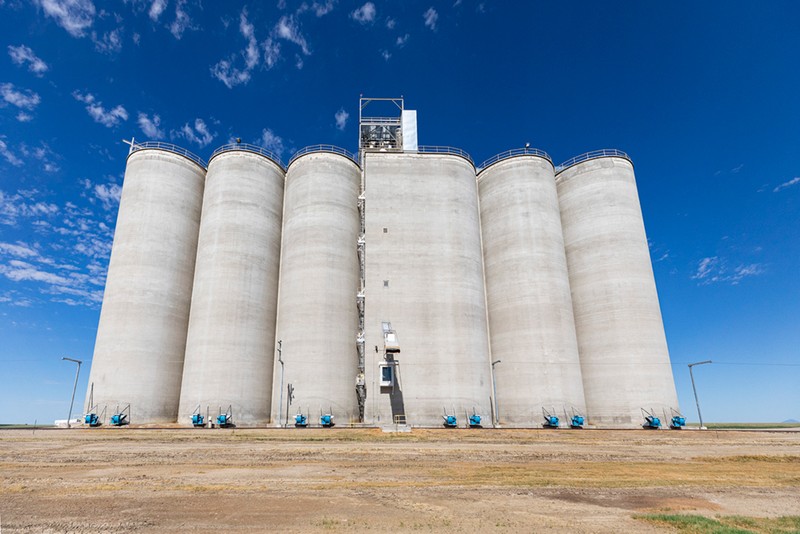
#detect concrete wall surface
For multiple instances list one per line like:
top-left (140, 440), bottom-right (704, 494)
top-left (271, 152), bottom-right (361, 426)
top-left (87, 149), bottom-right (205, 423)
top-left (364, 152), bottom-right (492, 427)
top-left (179, 150), bottom-right (285, 425)
top-left (478, 156), bottom-right (586, 427)
top-left (556, 157), bottom-right (679, 427)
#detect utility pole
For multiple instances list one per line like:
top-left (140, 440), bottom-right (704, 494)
top-left (688, 360), bottom-right (712, 430)
top-left (491, 359), bottom-right (501, 427)
top-left (62, 357), bottom-right (82, 428)
top-left (276, 340), bottom-right (284, 427)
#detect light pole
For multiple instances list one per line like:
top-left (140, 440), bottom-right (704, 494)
top-left (688, 360), bottom-right (712, 430)
top-left (276, 340), bottom-right (284, 428)
top-left (491, 359), bottom-right (501, 426)
top-left (62, 357), bottom-right (82, 428)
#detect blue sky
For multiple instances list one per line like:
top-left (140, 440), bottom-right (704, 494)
top-left (1, 1), bottom-right (798, 424)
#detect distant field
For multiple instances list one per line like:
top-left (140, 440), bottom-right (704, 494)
top-left (689, 422), bottom-right (800, 430)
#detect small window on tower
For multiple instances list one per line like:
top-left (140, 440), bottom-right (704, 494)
top-left (383, 227), bottom-right (388, 233)
top-left (383, 280), bottom-right (389, 287)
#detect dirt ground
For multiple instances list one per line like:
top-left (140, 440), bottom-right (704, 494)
top-left (1, 427), bottom-right (799, 533)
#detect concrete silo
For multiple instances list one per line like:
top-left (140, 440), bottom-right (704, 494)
top-left (86, 145), bottom-right (205, 423)
top-left (555, 151), bottom-right (679, 427)
top-left (363, 151), bottom-right (493, 427)
top-left (478, 151), bottom-right (586, 427)
top-left (178, 146), bottom-right (285, 426)
top-left (271, 148), bottom-right (361, 426)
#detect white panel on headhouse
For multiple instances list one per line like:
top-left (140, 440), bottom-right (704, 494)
top-left (401, 110), bottom-right (418, 152)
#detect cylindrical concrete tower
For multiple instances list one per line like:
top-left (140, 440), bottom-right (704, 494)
top-left (556, 151), bottom-right (679, 427)
top-left (364, 151), bottom-right (493, 427)
top-left (179, 146), bottom-right (285, 425)
top-left (271, 149), bottom-right (361, 425)
top-left (87, 146), bottom-right (205, 423)
top-left (478, 151), bottom-right (586, 426)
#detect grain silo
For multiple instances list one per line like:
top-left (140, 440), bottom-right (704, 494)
top-left (478, 151), bottom-right (586, 427)
top-left (363, 148), bottom-right (493, 427)
top-left (86, 145), bottom-right (205, 423)
top-left (178, 145), bottom-right (285, 425)
top-left (556, 151), bottom-right (679, 427)
top-left (270, 148), bottom-right (361, 426)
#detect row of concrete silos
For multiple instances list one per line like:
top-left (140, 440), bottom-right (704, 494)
top-left (86, 143), bottom-right (678, 427)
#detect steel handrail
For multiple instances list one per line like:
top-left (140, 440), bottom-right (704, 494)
top-left (210, 143), bottom-right (285, 169)
top-left (129, 141), bottom-right (206, 168)
top-left (555, 149), bottom-right (631, 173)
top-left (478, 147), bottom-right (552, 171)
top-left (416, 145), bottom-right (474, 165)
top-left (288, 144), bottom-right (359, 167)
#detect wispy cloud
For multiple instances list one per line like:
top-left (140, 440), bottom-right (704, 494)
top-left (773, 177), bottom-right (800, 193)
top-left (691, 256), bottom-right (764, 285)
top-left (72, 91), bottom-right (129, 127)
top-left (7, 45), bottom-right (49, 76)
top-left (173, 118), bottom-right (215, 147)
top-left (380, 49), bottom-right (391, 61)
top-left (169, 0), bottom-right (196, 39)
top-left (298, 0), bottom-right (335, 17)
top-left (0, 139), bottom-right (24, 167)
top-left (35, 0), bottom-right (96, 37)
top-left (385, 17), bottom-right (396, 29)
top-left (351, 2), bottom-right (376, 24)
top-left (335, 108), bottom-right (349, 131)
top-left (258, 128), bottom-right (285, 157)
top-left (93, 182), bottom-right (122, 210)
top-left (137, 112), bottom-right (165, 139)
top-left (275, 15), bottom-right (310, 55)
top-left (211, 8), bottom-right (260, 88)
top-left (0, 189), bottom-right (59, 226)
top-left (423, 7), bottom-right (438, 30)
top-left (1, 83), bottom-right (41, 111)
top-left (148, 0), bottom-right (167, 21)
top-left (396, 33), bottom-right (409, 47)
top-left (91, 28), bottom-right (123, 54)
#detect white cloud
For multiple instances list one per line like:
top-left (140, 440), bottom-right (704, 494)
top-left (93, 183), bottom-right (122, 210)
top-left (385, 17), bottom-right (396, 29)
top-left (692, 256), bottom-right (764, 285)
top-left (423, 7), bottom-right (438, 30)
top-left (211, 8), bottom-right (260, 88)
top-left (773, 177), bottom-right (800, 193)
top-left (275, 15), bottom-right (310, 55)
top-left (7, 45), bottom-right (49, 76)
top-left (302, 0), bottom-right (334, 17)
top-left (335, 108), bottom-right (349, 131)
top-left (0, 189), bottom-right (60, 226)
top-left (169, 0), bottom-right (195, 39)
top-left (16, 112), bottom-right (34, 122)
top-left (351, 2), bottom-right (375, 24)
top-left (258, 128), bottom-right (284, 157)
top-left (137, 112), bottom-right (165, 138)
top-left (380, 49), bottom-right (391, 61)
top-left (148, 0), bottom-right (167, 21)
top-left (263, 38), bottom-right (281, 68)
top-left (0, 242), bottom-right (39, 259)
top-left (1, 83), bottom-right (41, 110)
top-left (35, 0), bottom-right (96, 37)
top-left (72, 91), bottom-right (129, 127)
top-left (174, 118), bottom-right (215, 147)
top-left (91, 28), bottom-right (123, 54)
top-left (396, 33), bottom-right (409, 47)
top-left (0, 140), bottom-right (24, 167)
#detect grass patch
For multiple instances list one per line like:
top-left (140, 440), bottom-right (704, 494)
top-left (636, 513), bottom-right (800, 533)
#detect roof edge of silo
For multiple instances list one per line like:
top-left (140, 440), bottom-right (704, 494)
top-left (476, 147), bottom-right (553, 176)
top-left (554, 149), bottom-right (633, 176)
top-left (209, 143), bottom-right (286, 170)
top-left (288, 144), bottom-right (360, 169)
top-left (415, 145), bottom-right (475, 168)
top-left (127, 141), bottom-right (207, 170)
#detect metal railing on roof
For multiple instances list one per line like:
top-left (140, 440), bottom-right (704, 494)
top-left (478, 147), bottom-right (553, 172)
top-left (555, 149), bottom-right (631, 173)
top-left (210, 143), bottom-right (285, 169)
top-left (129, 141), bottom-right (206, 168)
top-left (416, 145), bottom-right (474, 165)
top-left (288, 144), bottom-right (359, 167)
